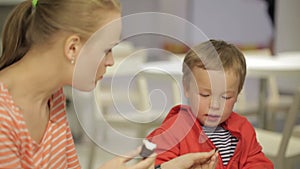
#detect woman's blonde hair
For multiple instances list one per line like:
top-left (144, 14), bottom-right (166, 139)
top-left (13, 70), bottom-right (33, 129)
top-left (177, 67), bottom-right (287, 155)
top-left (182, 39), bottom-right (247, 93)
top-left (0, 0), bottom-right (120, 70)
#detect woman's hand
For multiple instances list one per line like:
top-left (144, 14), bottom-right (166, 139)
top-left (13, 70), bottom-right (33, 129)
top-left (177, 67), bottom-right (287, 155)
top-left (160, 149), bottom-right (218, 169)
top-left (98, 147), bottom-right (156, 169)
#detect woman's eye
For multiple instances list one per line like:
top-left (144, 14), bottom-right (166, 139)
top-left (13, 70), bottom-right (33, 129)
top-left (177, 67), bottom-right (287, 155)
top-left (105, 49), bottom-right (112, 55)
top-left (199, 93), bottom-right (210, 97)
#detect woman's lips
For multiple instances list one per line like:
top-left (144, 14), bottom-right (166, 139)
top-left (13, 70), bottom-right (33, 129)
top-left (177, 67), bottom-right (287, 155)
top-left (96, 76), bottom-right (103, 81)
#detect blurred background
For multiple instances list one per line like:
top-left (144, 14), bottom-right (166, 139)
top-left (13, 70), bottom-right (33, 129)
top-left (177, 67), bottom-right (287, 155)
top-left (1, 0), bottom-right (300, 168)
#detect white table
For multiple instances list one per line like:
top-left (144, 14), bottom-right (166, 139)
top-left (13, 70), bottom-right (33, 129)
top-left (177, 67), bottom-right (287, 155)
top-left (141, 52), bottom-right (300, 129)
top-left (246, 52), bottom-right (300, 128)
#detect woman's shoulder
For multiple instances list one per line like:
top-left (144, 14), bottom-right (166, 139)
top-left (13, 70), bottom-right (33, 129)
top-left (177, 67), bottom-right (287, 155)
top-left (0, 82), bottom-right (10, 101)
top-left (0, 83), bottom-right (19, 114)
top-left (0, 83), bottom-right (21, 128)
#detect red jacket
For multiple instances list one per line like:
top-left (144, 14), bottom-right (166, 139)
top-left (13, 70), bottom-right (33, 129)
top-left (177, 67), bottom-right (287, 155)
top-left (147, 105), bottom-right (274, 169)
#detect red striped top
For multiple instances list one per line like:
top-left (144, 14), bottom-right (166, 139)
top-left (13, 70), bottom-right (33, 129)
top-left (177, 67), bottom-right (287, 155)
top-left (0, 83), bottom-right (81, 169)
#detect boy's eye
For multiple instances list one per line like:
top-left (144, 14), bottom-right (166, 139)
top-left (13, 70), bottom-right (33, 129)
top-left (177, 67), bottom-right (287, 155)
top-left (221, 95), bottom-right (232, 100)
top-left (199, 93), bottom-right (210, 97)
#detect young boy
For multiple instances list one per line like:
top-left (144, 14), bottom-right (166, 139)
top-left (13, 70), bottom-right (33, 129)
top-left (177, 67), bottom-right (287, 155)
top-left (147, 40), bottom-right (274, 169)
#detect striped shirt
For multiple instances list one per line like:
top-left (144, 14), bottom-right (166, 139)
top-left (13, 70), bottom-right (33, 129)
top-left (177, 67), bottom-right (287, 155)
top-left (0, 83), bottom-right (80, 169)
top-left (203, 125), bottom-right (238, 166)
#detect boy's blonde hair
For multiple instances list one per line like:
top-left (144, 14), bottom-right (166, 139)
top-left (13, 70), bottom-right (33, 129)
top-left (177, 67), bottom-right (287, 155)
top-left (182, 39), bottom-right (246, 93)
top-left (0, 0), bottom-right (120, 70)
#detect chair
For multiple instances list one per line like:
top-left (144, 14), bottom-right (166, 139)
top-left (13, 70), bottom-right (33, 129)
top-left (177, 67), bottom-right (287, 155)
top-left (292, 125), bottom-right (300, 137)
top-left (255, 86), bottom-right (300, 169)
top-left (234, 75), bottom-right (294, 130)
top-left (266, 76), bottom-right (295, 129)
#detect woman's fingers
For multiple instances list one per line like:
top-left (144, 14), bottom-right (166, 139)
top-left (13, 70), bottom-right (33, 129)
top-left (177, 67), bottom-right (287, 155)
top-left (161, 149), bottom-right (216, 169)
top-left (132, 153), bottom-right (156, 169)
top-left (116, 147), bottom-right (156, 169)
top-left (188, 150), bottom-right (219, 169)
top-left (100, 148), bottom-right (217, 169)
top-left (98, 147), bottom-right (156, 169)
top-left (119, 146), bottom-right (142, 163)
top-left (208, 151), bottom-right (218, 169)
top-left (189, 149), bottom-right (216, 164)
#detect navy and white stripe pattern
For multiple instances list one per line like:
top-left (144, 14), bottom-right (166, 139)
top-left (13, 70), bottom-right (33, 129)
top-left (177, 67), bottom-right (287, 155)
top-left (202, 125), bottom-right (238, 166)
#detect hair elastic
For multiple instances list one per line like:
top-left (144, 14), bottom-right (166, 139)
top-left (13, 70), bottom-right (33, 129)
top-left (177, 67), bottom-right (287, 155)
top-left (32, 0), bottom-right (38, 8)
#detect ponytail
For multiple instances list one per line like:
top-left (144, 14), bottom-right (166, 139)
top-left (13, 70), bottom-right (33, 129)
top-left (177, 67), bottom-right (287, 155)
top-left (0, 1), bottom-right (33, 70)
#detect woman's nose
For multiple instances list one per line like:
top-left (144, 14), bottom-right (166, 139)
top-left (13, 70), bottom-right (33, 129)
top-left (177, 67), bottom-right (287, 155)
top-left (105, 52), bottom-right (114, 67)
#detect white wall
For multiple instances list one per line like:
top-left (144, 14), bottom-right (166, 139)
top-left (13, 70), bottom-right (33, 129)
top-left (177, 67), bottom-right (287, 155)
top-left (120, 0), bottom-right (273, 48)
top-left (275, 0), bottom-right (300, 53)
top-left (189, 0), bottom-right (272, 46)
top-left (1, 1), bottom-right (274, 50)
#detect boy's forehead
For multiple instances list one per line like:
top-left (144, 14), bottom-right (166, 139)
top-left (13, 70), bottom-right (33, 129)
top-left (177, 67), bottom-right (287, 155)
top-left (191, 68), bottom-right (239, 90)
top-left (192, 68), bottom-right (225, 78)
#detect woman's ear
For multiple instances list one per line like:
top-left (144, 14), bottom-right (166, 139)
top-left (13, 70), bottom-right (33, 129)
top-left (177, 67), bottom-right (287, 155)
top-left (64, 35), bottom-right (82, 64)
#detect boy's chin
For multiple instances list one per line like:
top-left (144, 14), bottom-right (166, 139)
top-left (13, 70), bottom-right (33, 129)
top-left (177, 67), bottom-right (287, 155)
top-left (202, 121), bottom-right (220, 127)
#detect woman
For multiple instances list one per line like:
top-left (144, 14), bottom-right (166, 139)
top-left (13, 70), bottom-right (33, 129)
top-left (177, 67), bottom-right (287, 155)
top-left (0, 0), bottom-right (218, 168)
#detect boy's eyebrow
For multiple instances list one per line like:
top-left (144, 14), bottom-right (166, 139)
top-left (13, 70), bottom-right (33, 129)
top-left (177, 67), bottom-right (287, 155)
top-left (198, 86), bottom-right (211, 92)
top-left (222, 90), bottom-right (238, 95)
top-left (198, 87), bottom-right (237, 94)
top-left (224, 89), bottom-right (236, 93)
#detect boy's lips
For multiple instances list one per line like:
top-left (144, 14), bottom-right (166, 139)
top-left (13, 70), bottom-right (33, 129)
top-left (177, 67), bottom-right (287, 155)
top-left (205, 114), bottom-right (221, 122)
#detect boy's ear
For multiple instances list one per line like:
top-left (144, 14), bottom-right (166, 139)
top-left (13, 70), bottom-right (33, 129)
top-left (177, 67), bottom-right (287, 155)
top-left (182, 80), bottom-right (190, 98)
top-left (183, 86), bottom-right (190, 98)
top-left (64, 35), bottom-right (82, 63)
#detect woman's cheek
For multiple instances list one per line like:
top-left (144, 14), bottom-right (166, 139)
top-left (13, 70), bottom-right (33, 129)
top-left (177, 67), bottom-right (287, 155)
top-left (73, 52), bottom-right (106, 91)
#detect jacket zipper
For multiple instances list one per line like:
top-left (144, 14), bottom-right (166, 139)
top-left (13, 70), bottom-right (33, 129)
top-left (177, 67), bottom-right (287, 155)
top-left (222, 125), bottom-right (242, 169)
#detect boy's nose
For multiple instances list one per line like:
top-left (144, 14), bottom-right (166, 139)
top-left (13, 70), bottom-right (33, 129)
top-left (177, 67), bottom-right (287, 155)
top-left (210, 97), bottom-right (220, 110)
